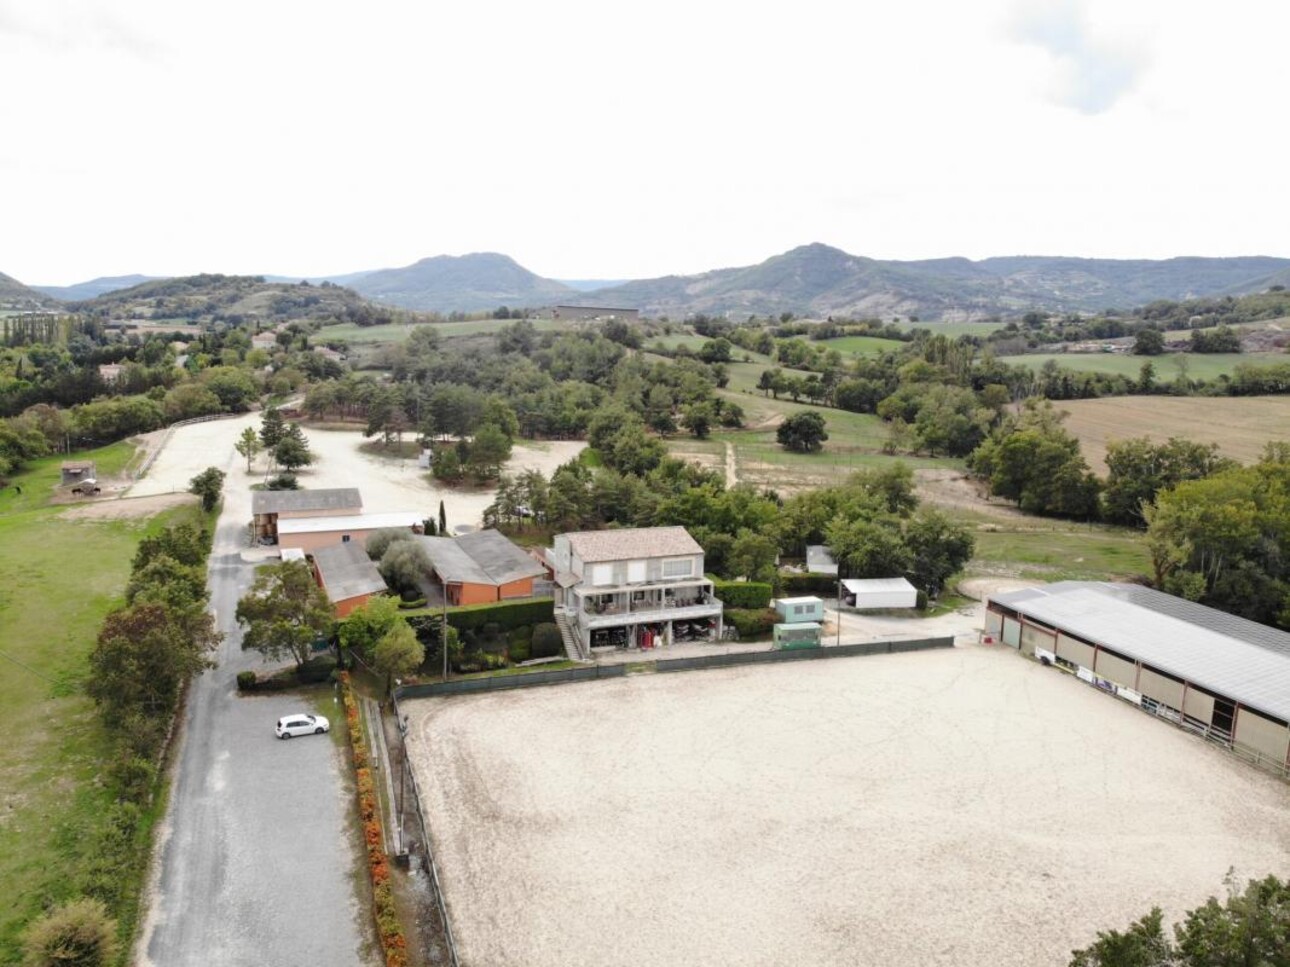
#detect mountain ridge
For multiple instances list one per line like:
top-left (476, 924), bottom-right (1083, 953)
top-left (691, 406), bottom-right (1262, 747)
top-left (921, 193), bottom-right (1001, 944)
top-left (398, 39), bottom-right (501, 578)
top-left (7, 244), bottom-right (1289, 318)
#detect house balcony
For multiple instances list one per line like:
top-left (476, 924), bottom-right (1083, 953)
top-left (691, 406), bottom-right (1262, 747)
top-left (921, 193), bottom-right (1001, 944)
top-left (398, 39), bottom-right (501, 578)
top-left (575, 590), bottom-right (723, 629)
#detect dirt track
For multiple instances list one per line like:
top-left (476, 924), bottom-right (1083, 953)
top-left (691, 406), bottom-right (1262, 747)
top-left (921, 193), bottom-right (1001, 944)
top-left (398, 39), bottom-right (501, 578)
top-left (406, 646), bottom-right (1290, 967)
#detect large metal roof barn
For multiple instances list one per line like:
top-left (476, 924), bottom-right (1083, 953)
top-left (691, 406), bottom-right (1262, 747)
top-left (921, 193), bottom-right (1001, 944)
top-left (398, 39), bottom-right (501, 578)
top-left (988, 581), bottom-right (1290, 776)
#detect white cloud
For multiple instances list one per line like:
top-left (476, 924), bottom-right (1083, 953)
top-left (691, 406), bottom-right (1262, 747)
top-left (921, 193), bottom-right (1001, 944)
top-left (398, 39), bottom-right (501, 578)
top-left (0, 0), bottom-right (1286, 284)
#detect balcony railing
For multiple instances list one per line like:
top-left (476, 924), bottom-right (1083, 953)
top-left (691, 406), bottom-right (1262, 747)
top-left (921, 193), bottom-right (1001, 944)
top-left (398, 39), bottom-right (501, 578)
top-left (582, 592), bottom-right (718, 617)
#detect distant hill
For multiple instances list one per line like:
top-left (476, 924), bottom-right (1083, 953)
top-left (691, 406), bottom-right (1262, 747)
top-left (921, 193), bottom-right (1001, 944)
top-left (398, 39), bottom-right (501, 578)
top-left (556, 278), bottom-right (632, 292)
top-left (0, 271), bottom-right (61, 311)
top-left (70, 274), bottom-right (405, 327)
top-left (33, 274), bottom-right (161, 302)
top-left (346, 253), bottom-right (576, 312)
top-left (586, 245), bottom-right (1290, 320)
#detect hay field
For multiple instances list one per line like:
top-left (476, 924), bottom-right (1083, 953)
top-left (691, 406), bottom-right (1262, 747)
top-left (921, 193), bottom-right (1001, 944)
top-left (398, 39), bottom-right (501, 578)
top-left (404, 648), bottom-right (1290, 967)
top-left (1058, 395), bottom-right (1290, 473)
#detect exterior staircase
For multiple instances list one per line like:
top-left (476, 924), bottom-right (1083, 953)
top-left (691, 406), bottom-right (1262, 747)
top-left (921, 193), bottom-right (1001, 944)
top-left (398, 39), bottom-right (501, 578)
top-left (554, 609), bottom-right (588, 663)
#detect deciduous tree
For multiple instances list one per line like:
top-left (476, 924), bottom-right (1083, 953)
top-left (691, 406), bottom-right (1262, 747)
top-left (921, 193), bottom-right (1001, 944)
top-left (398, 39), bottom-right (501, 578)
top-left (236, 561), bottom-right (333, 668)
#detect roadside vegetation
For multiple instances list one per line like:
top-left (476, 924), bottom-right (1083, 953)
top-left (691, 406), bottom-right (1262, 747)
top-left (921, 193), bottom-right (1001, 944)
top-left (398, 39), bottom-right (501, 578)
top-left (0, 445), bottom-right (217, 965)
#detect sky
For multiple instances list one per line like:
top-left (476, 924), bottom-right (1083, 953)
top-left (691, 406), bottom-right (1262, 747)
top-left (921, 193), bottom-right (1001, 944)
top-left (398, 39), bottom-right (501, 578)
top-left (2, 0), bottom-right (1287, 285)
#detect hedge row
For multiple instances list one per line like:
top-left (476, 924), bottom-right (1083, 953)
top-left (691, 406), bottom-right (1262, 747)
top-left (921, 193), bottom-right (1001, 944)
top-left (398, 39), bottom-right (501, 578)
top-left (340, 673), bottom-right (408, 967)
top-left (446, 597), bottom-right (554, 633)
top-left (713, 580), bottom-right (773, 610)
top-left (725, 608), bottom-right (779, 639)
top-left (779, 573), bottom-right (840, 596)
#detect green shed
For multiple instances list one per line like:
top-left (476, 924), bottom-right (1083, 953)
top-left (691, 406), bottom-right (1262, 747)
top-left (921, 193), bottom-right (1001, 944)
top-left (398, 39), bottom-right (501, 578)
top-left (774, 622), bottom-right (822, 650)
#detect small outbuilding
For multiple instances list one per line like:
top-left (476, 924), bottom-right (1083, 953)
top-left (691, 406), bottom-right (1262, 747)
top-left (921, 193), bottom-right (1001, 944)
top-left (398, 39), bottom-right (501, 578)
top-left (774, 622), bottom-right (822, 650)
top-left (841, 577), bottom-right (919, 610)
top-left (60, 461), bottom-right (96, 486)
top-left (418, 529), bottom-right (546, 606)
top-left (311, 542), bottom-right (389, 617)
top-left (774, 596), bottom-right (825, 624)
top-left (805, 545), bottom-right (839, 576)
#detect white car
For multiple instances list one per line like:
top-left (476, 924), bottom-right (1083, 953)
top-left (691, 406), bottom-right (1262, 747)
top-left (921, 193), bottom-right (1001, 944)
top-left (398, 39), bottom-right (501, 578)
top-left (275, 713), bottom-right (330, 739)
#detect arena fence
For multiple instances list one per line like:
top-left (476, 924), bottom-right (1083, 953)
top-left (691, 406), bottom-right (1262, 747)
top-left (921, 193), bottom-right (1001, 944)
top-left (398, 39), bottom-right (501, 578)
top-left (395, 636), bottom-right (953, 701)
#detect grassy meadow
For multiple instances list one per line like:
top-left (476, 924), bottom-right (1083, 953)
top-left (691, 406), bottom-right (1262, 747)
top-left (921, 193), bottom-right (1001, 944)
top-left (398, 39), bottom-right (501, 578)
top-left (1009, 350), bottom-right (1286, 381)
top-left (967, 516), bottom-right (1152, 583)
top-left (321, 317), bottom-right (570, 345)
top-left (0, 441), bottom-right (203, 962)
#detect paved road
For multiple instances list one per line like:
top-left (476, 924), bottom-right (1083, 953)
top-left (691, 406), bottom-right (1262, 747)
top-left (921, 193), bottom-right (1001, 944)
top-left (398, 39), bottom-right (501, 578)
top-left (137, 446), bottom-right (373, 966)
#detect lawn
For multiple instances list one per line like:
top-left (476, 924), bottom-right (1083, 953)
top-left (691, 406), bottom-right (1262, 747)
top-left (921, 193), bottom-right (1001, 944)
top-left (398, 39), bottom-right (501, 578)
top-left (0, 440), bottom-right (139, 516)
top-left (800, 334), bottom-right (906, 355)
top-left (0, 443), bottom-right (205, 962)
top-left (1009, 351), bottom-right (1287, 381)
top-left (965, 515), bottom-right (1151, 583)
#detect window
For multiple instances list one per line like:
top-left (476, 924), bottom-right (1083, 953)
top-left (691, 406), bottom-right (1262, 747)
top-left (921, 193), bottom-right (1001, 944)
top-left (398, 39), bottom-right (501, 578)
top-left (793, 605), bottom-right (805, 615)
top-left (662, 558), bottom-right (692, 578)
top-left (342, 535), bottom-right (351, 543)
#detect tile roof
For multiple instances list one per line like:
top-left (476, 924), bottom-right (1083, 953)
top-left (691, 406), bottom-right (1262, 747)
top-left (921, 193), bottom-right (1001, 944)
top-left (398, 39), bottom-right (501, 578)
top-left (418, 530), bottom-right (545, 586)
top-left (312, 542), bottom-right (388, 603)
top-left (563, 526), bottom-right (702, 563)
top-left (252, 487), bottom-right (362, 516)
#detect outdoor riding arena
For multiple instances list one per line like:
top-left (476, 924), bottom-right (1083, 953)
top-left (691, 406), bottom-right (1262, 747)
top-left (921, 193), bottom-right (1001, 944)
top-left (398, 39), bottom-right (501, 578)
top-left (403, 645), bottom-right (1290, 967)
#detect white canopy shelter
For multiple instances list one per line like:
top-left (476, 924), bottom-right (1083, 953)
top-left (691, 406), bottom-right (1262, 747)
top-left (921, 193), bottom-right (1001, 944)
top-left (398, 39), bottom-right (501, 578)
top-left (841, 577), bottom-right (918, 610)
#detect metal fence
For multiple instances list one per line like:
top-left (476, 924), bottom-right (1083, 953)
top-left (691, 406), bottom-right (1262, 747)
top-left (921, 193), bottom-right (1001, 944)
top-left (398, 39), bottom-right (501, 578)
top-left (395, 636), bottom-right (953, 700)
top-left (389, 691), bottom-right (461, 967)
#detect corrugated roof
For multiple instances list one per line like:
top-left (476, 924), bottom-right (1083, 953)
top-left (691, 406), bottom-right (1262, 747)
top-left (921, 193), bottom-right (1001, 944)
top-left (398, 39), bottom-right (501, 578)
top-left (277, 511), bottom-right (422, 535)
top-left (991, 582), bottom-right (1290, 723)
top-left (842, 577), bottom-right (917, 595)
top-left (312, 542), bottom-right (388, 603)
top-left (418, 530), bottom-right (544, 586)
top-left (252, 488), bottom-right (362, 516)
top-left (563, 526), bottom-right (702, 563)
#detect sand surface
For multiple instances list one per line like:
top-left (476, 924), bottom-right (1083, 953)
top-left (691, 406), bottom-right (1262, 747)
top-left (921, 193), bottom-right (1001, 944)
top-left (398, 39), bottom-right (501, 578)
top-left (127, 413), bottom-right (584, 529)
top-left (405, 646), bottom-right (1290, 967)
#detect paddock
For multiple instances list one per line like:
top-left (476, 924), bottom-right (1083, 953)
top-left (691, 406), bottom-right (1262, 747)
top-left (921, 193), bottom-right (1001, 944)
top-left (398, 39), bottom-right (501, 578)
top-left (403, 645), bottom-right (1290, 967)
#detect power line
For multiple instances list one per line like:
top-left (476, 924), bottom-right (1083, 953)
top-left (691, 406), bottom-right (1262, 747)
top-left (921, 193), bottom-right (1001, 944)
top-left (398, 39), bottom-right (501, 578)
top-left (0, 648), bottom-right (58, 684)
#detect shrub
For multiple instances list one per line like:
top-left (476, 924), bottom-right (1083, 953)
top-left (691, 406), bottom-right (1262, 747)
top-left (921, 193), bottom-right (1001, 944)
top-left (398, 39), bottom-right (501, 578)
top-left (22, 897), bottom-right (118, 967)
top-left (397, 597), bottom-right (427, 610)
top-left (296, 655), bottom-right (337, 683)
top-left (455, 650), bottom-right (508, 673)
top-left (236, 670), bottom-right (257, 691)
top-left (108, 754), bottom-right (156, 803)
top-left (713, 580), bottom-right (773, 610)
top-left (508, 639), bottom-right (531, 663)
top-left (725, 608), bottom-right (778, 639)
top-left (266, 473), bottom-right (299, 490)
top-left (366, 527), bottom-right (417, 562)
top-left (779, 573), bottom-right (839, 596)
top-left (531, 622), bottom-right (563, 659)
top-left (446, 598), bottom-right (554, 634)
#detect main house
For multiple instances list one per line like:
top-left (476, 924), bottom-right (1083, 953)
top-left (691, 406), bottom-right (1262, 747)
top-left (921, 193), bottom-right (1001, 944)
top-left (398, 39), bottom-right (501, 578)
top-left (550, 526), bottom-right (722, 654)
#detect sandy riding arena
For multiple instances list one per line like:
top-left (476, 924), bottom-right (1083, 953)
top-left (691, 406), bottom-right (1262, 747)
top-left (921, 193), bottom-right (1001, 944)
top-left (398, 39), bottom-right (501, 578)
top-left (404, 646), bottom-right (1290, 967)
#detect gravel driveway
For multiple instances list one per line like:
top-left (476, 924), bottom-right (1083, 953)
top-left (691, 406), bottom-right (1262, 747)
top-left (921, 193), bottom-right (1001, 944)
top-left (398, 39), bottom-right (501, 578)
top-left (135, 429), bottom-right (375, 966)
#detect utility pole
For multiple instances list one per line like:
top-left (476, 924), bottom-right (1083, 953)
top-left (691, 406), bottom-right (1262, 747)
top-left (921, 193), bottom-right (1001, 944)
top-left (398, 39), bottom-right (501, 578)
top-left (442, 597), bottom-right (449, 682)
top-left (836, 577), bottom-right (842, 648)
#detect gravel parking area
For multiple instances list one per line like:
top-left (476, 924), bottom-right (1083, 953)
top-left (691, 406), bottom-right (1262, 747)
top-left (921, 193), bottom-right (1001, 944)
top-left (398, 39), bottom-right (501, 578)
top-left (405, 646), bottom-right (1290, 967)
top-left (127, 413), bottom-right (584, 528)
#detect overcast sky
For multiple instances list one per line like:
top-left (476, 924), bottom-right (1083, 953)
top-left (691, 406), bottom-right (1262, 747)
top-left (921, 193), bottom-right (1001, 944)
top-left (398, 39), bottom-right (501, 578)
top-left (2, 0), bottom-right (1286, 285)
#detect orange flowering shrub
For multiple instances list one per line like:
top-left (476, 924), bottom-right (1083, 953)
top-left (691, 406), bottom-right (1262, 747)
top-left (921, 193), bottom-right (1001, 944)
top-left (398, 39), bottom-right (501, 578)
top-left (338, 673), bottom-right (408, 966)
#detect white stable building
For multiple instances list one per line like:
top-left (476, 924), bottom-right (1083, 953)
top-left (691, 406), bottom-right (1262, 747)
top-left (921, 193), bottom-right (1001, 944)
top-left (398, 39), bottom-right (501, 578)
top-left (988, 581), bottom-right (1290, 775)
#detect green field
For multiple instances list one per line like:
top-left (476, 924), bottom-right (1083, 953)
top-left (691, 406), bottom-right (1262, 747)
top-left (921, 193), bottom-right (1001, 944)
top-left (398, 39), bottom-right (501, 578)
top-left (893, 320), bottom-right (1006, 338)
top-left (1010, 351), bottom-right (1287, 380)
top-left (0, 442), bottom-right (200, 962)
top-left (966, 516), bottom-right (1151, 583)
top-left (320, 317), bottom-right (570, 344)
top-left (809, 335), bottom-right (907, 355)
